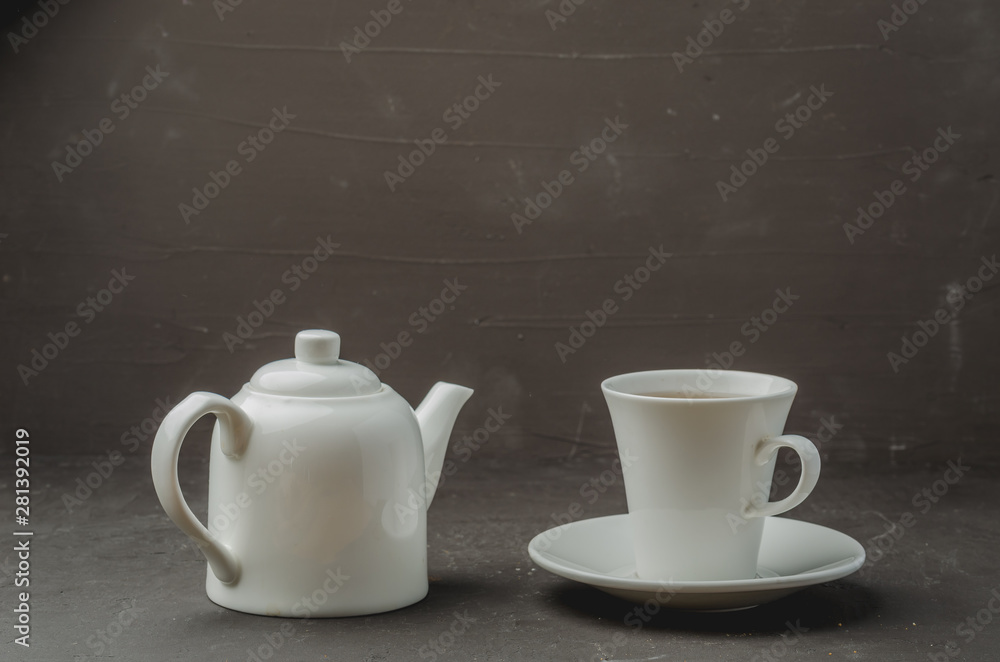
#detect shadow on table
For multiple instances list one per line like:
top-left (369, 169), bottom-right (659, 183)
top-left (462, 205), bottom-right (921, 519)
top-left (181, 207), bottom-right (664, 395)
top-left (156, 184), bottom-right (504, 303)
top-left (546, 580), bottom-right (879, 635)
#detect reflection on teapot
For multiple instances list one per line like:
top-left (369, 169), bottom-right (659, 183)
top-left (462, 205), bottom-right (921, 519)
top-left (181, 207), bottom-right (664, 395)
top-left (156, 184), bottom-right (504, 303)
top-left (151, 329), bottom-right (473, 616)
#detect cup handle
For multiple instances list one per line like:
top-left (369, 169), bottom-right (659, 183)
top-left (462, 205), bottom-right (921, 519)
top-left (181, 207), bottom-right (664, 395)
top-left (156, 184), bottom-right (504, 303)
top-left (743, 434), bottom-right (821, 519)
top-left (150, 392), bottom-right (252, 584)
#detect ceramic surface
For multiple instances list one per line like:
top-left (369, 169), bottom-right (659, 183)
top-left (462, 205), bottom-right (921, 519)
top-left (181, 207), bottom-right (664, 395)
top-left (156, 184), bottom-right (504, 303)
top-left (602, 370), bottom-right (821, 581)
top-left (151, 330), bottom-right (473, 616)
top-left (528, 514), bottom-right (865, 611)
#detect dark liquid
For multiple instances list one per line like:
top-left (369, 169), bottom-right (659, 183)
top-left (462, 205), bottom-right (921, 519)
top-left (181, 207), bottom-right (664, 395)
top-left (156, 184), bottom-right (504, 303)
top-left (639, 390), bottom-right (744, 399)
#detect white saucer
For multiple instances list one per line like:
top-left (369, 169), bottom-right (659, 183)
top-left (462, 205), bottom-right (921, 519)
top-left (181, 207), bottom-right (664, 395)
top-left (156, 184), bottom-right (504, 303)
top-left (528, 515), bottom-right (865, 611)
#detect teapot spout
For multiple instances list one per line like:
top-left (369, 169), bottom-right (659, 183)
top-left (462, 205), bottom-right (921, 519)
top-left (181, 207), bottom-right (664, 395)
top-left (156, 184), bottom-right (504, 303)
top-left (415, 382), bottom-right (474, 508)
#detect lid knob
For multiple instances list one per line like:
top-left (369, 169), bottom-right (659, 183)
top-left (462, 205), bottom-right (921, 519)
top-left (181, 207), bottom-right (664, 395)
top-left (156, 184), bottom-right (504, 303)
top-left (294, 330), bottom-right (340, 365)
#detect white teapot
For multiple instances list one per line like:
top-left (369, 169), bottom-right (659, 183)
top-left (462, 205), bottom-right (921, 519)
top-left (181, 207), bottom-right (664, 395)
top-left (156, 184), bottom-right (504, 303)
top-left (151, 329), bottom-right (473, 617)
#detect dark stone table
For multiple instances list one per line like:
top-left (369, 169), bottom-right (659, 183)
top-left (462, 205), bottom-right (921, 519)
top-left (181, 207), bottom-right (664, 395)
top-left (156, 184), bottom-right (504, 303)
top-left (3, 455), bottom-right (998, 661)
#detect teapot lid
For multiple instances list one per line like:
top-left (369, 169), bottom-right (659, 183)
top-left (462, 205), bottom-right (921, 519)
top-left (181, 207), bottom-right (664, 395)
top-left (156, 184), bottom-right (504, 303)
top-left (248, 330), bottom-right (382, 397)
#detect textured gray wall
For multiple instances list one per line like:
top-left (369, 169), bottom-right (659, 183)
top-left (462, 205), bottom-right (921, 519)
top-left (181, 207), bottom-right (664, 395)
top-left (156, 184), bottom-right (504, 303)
top-left (1, 0), bottom-right (997, 465)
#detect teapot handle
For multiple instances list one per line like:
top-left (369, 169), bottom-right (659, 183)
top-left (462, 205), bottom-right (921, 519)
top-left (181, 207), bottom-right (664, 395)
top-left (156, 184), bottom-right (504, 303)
top-left (151, 392), bottom-right (252, 584)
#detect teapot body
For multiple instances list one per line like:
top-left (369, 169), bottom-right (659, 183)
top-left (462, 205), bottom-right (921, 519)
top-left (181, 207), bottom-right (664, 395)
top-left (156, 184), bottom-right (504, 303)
top-left (150, 329), bottom-right (474, 617)
top-left (205, 385), bottom-right (429, 617)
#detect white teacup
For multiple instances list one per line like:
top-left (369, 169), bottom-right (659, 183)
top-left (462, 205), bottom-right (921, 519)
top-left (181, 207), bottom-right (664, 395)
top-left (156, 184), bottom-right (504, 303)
top-left (601, 370), bottom-right (821, 581)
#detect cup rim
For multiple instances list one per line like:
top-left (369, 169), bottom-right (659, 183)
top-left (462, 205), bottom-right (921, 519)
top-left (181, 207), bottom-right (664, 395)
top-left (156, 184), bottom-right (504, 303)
top-left (600, 369), bottom-right (798, 403)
